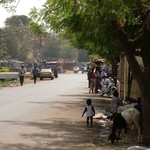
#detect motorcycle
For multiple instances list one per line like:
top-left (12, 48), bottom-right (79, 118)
top-left (98, 77), bottom-right (118, 97)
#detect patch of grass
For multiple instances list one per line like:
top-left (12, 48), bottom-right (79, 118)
top-left (0, 79), bottom-right (19, 87)
top-left (0, 67), bottom-right (9, 72)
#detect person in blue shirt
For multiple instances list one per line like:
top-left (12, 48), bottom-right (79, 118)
top-left (32, 66), bottom-right (39, 84)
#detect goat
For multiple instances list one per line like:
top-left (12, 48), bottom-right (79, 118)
top-left (118, 103), bottom-right (136, 113)
top-left (127, 146), bottom-right (150, 150)
top-left (108, 108), bottom-right (141, 144)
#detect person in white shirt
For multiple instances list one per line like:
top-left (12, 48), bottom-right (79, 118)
top-left (82, 99), bottom-right (95, 127)
top-left (18, 65), bottom-right (26, 86)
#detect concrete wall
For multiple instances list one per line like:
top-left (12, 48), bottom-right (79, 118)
top-left (118, 54), bottom-right (142, 101)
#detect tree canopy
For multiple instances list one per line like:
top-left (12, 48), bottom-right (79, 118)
top-left (30, 0), bottom-right (144, 62)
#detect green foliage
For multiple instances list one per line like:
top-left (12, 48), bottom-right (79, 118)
top-left (0, 66), bottom-right (9, 72)
top-left (29, 0), bottom-right (150, 63)
top-left (0, 0), bottom-right (15, 4)
top-left (5, 15), bottom-right (31, 27)
top-left (29, 22), bottom-right (46, 36)
top-left (0, 79), bottom-right (18, 87)
top-left (123, 0), bottom-right (136, 8)
top-left (0, 15), bottom-right (33, 61)
top-left (30, 0), bottom-right (128, 62)
top-left (0, 43), bottom-right (9, 59)
top-left (41, 37), bottom-right (79, 61)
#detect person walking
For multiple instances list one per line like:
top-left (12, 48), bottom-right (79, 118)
top-left (82, 99), bottom-right (95, 127)
top-left (32, 66), bottom-right (39, 84)
top-left (18, 65), bottom-right (26, 86)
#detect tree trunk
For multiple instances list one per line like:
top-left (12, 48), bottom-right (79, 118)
top-left (127, 68), bottom-right (134, 98)
top-left (140, 22), bottom-right (150, 145)
top-left (113, 15), bottom-right (150, 145)
top-left (142, 85), bottom-right (150, 145)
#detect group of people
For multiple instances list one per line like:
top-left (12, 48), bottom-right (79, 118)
top-left (82, 90), bottom-right (119, 127)
top-left (82, 91), bottom-right (142, 129)
top-left (18, 65), bottom-right (39, 86)
top-left (87, 67), bottom-right (108, 93)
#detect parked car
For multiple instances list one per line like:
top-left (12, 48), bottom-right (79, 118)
top-left (38, 69), bottom-right (55, 80)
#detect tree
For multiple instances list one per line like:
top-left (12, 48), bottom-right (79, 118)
top-left (5, 15), bottom-right (31, 27)
top-left (30, 0), bottom-right (150, 145)
top-left (41, 36), bottom-right (61, 59)
top-left (29, 22), bottom-right (47, 60)
top-left (3, 15), bottom-right (32, 61)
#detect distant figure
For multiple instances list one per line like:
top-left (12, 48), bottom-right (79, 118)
top-left (89, 69), bottom-right (95, 92)
top-left (32, 66), bottom-right (39, 84)
top-left (82, 99), bottom-right (95, 127)
top-left (110, 91), bottom-right (119, 120)
top-left (95, 69), bottom-right (101, 93)
top-left (87, 67), bottom-right (91, 88)
top-left (18, 65), bottom-right (26, 86)
top-left (101, 68), bottom-right (107, 79)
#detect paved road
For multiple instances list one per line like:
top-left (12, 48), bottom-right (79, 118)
top-left (0, 73), bottom-right (93, 149)
top-left (0, 73), bottom-right (86, 119)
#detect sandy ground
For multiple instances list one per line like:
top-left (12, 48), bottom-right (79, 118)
top-left (16, 94), bottom-right (144, 150)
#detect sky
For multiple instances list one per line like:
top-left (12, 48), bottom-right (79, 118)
top-left (0, 0), bottom-right (46, 27)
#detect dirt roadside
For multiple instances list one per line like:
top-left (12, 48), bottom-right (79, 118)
top-left (24, 93), bottom-right (144, 150)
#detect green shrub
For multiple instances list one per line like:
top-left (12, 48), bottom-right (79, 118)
top-left (0, 67), bottom-right (9, 72)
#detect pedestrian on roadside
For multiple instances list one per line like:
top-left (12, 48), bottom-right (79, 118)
top-left (110, 90), bottom-right (119, 121)
top-left (89, 68), bottom-right (95, 93)
top-left (32, 66), bottom-right (39, 84)
top-left (82, 99), bottom-right (95, 127)
top-left (87, 66), bottom-right (91, 88)
top-left (18, 65), bottom-right (26, 86)
top-left (94, 69), bottom-right (101, 93)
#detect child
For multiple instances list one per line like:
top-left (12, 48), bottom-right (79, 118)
top-left (89, 80), bottom-right (94, 93)
top-left (82, 99), bottom-right (95, 127)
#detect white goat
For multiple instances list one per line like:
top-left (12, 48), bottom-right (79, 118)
top-left (108, 108), bottom-right (141, 144)
top-left (117, 103), bottom-right (136, 113)
top-left (127, 146), bottom-right (150, 150)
